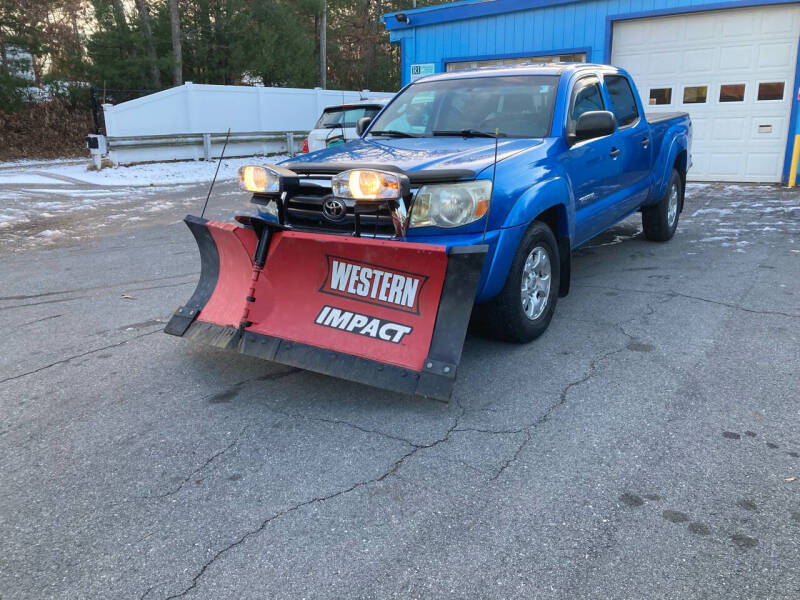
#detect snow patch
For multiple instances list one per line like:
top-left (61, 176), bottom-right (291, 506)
top-left (0, 173), bottom-right (63, 185)
top-left (36, 229), bottom-right (65, 238)
top-left (692, 208), bottom-right (734, 216)
top-left (695, 236), bottom-right (732, 243)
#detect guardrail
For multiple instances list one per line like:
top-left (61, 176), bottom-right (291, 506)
top-left (87, 130), bottom-right (308, 167)
top-left (86, 82), bottom-right (393, 168)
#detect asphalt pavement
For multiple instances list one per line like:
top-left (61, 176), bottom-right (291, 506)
top-left (1, 177), bottom-right (799, 599)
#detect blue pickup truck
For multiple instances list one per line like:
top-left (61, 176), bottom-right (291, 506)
top-left (276, 63), bottom-right (691, 341)
top-left (167, 63), bottom-right (691, 398)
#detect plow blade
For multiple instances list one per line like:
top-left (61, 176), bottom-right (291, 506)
top-left (165, 215), bottom-right (487, 400)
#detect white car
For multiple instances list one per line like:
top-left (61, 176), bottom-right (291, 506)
top-left (302, 98), bottom-right (390, 153)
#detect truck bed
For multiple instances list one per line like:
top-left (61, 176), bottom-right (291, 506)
top-left (646, 112), bottom-right (690, 124)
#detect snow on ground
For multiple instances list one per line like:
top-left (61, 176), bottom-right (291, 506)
top-left (0, 184), bottom-right (201, 229)
top-left (0, 157), bottom-right (86, 171)
top-left (0, 155), bottom-right (289, 187)
top-left (0, 155), bottom-right (288, 231)
top-left (0, 173), bottom-right (63, 185)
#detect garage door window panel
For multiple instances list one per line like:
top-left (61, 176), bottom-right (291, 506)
top-left (757, 82), bottom-right (784, 101)
top-left (719, 84), bottom-right (746, 102)
top-left (683, 86), bottom-right (708, 104)
top-left (649, 88), bottom-right (672, 105)
top-left (605, 75), bottom-right (640, 127)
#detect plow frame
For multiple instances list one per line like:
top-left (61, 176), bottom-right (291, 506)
top-left (165, 216), bottom-right (487, 400)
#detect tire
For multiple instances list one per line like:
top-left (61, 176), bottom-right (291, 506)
top-left (477, 221), bottom-right (560, 343)
top-left (642, 169), bottom-right (682, 242)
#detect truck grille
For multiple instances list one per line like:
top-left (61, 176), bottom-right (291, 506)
top-left (284, 176), bottom-right (401, 237)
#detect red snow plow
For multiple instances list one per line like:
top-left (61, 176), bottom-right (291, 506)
top-left (165, 167), bottom-right (487, 400)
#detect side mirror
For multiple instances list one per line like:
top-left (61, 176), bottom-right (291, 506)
top-left (571, 111), bottom-right (616, 144)
top-left (356, 117), bottom-right (372, 136)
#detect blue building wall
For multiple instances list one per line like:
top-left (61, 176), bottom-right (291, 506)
top-left (384, 0), bottom-right (800, 181)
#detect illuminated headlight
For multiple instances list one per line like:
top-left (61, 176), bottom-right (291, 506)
top-left (332, 169), bottom-right (409, 201)
top-left (238, 164), bottom-right (297, 195)
top-left (410, 180), bottom-right (492, 228)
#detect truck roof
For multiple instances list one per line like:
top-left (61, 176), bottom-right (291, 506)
top-left (413, 62), bottom-right (621, 83)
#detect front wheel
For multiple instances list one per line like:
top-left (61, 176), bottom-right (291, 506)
top-left (642, 169), bottom-right (682, 241)
top-left (477, 221), bottom-right (560, 343)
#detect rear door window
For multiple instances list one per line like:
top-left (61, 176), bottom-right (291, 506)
top-left (315, 106), bottom-right (383, 129)
top-left (605, 75), bottom-right (639, 127)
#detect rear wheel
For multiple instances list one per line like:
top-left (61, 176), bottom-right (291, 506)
top-left (478, 221), bottom-right (560, 343)
top-left (642, 169), bottom-right (682, 241)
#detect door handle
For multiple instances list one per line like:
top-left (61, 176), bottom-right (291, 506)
top-left (641, 137), bottom-right (650, 147)
top-left (610, 147), bottom-right (621, 158)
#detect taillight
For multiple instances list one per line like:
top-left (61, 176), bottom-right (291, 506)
top-left (301, 137), bottom-right (309, 153)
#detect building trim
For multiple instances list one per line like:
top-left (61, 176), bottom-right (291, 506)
top-left (440, 47), bottom-right (592, 74)
top-left (439, 46), bottom-right (592, 71)
top-left (384, 0), bottom-right (586, 31)
top-left (783, 35), bottom-right (800, 182)
top-left (385, 0), bottom-right (800, 32)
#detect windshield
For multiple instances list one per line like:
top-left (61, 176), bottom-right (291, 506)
top-left (368, 75), bottom-right (559, 138)
top-left (316, 105), bottom-right (383, 129)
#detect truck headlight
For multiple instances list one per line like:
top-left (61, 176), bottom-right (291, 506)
top-left (238, 164), bottom-right (298, 195)
top-left (410, 180), bottom-right (491, 228)
top-left (332, 169), bottom-right (409, 201)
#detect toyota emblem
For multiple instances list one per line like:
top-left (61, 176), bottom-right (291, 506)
top-left (322, 197), bottom-right (347, 221)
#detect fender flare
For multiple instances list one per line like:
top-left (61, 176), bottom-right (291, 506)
top-left (479, 176), bottom-right (574, 301)
top-left (648, 131), bottom-right (689, 203)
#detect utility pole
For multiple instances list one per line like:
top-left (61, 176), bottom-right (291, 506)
top-left (320, 0), bottom-right (327, 89)
top-left (169, 0), bottom-right (183, 86)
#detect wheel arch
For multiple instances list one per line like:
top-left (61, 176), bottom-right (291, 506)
top-left (673, 149), bottom-right (688, 212)
top-left (479, 176), bottom-right (574, 302)
top-left (532, 205), bottom-right (571, 298)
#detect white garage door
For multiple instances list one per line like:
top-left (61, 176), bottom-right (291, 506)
top-left (611, 5), bottom-right (800, 182)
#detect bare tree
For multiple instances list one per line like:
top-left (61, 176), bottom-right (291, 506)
top-left (168, 0), bottom-right (182, 86)
top-left (134, 0), bottom-right (160, 87)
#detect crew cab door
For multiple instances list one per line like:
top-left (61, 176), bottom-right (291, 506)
top-left (563, 75), bottom-right (623, 245)
top-left (601, 74), bottom-right (652, 218)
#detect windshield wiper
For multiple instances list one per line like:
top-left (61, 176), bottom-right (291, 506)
top-left (369, 130), bottom-right (420, 138)
top-left (433, 129), bottom-right (504, 138)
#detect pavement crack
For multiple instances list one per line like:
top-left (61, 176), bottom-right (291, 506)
top-left (487, 342), bottom-right (629, 483)
top-left (162, 399), bottom-right (465, 599)
top-left (576, 283), bottom-right (800, 318)
top-left (663, 289), bottom-right (800, 318)
top-left (0, 272), bottom-right (198, 302)
top-left (0, 329), bottom-right (162, 385)
top-left (455, 426), bottom-right (527, 435)
top-left (0, 280), bottom-right (195, 312)
top-left (0, 312), bottom-right (62, 333)
top-left (140, 425), bottom-right (250, 500)
top-left (262, 403), bottom-right (423, 448)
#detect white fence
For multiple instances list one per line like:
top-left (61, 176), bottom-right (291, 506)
top-left (98, 83), bottom-right (393, 165)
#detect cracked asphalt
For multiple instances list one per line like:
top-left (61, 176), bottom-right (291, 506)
top-left (1, 180), bottom-right (799, 599)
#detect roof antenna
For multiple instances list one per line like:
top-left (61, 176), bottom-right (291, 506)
top-left (481, 128), bottom-right (500, 244)
top-left (201, 127), bottom-right (231, 219)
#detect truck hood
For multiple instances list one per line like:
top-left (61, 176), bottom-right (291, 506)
top-left (281, 137), bottom-right (545, 179)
